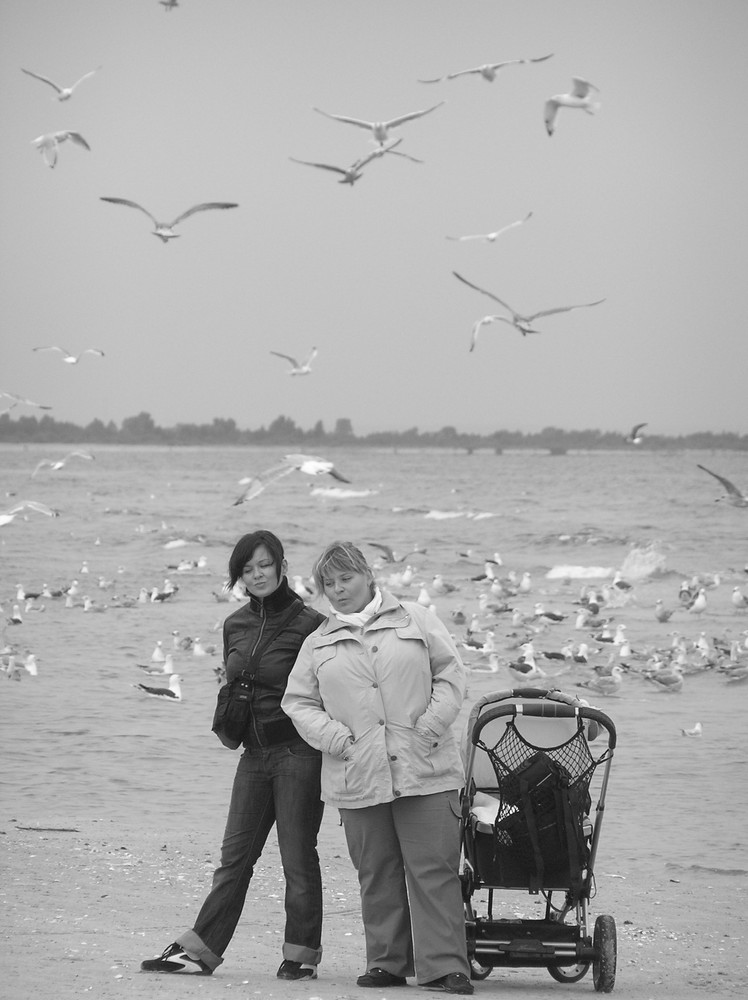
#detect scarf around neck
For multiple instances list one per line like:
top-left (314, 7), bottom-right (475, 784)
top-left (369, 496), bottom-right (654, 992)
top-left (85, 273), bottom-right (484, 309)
top-left (331, 586), bottom-right (383, 627)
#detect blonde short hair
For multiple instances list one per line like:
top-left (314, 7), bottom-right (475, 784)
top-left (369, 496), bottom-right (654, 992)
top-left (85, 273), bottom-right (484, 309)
top-left (312, 540), bottom-right (374, 594)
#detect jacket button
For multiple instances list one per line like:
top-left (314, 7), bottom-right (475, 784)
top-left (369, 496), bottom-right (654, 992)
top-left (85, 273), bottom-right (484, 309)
top-left (371, 645), bottom-right (378, 652)
top-left (394, 790), bottom-right (401, 797)
top-left (390, 755), bottom-right (398, 761)
top-left (372, 682), bottom-right (378, 688)
top-left (378, 719), bottom-right (384, 726)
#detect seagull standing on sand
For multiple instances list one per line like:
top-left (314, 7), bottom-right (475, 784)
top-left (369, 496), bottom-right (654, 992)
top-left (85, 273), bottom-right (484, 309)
top-left (446, 212), bottom-right (533, 243)
top-left (234, 454), bottom-right (351, 504)
top-left (453, 271), bottom-right (604, 347)
top-left (544, 77), bottom-right (601, 136)
top-left (21, 66), bottom-right (100, 100)
top-left (32, 130), bottom-right (90, 168)
top-left (33, 346), bottom-right (105, 364)
top-left (696, 464), bottom-right (748, 508)
top-left (270, 347), bottom-right (317, 375)
top-left (418, 53), bottom-right (553, 83)
top-left (100, 198), bottom-right (239, 242)
top-left (312, 101), bottom-right (444, 145)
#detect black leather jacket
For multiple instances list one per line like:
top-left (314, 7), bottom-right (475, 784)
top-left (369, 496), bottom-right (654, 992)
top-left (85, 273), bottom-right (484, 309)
top-left (222, 577), bottom-right (324, 745)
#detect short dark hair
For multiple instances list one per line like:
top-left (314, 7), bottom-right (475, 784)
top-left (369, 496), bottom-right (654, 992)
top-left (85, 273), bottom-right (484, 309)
top-left (228, 530), bottom-right (285, 587)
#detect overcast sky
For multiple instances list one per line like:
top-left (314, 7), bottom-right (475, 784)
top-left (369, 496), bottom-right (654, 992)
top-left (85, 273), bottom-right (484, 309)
top-left (1, 0), bottom-right (746, 437)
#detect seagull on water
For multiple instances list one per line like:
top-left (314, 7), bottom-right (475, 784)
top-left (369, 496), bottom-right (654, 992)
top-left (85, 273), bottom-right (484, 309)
top-left (418, 53), bottom-right (553, 84)
top-left (100, 198), bottom-right (239, 242)
top-left (680, 721), bottom-right (702, 737)
top-left (312, 101), bottom-right (444, 145)
top-left (624, 422), bottom-right (647, 445)
top-left (544, 77), bottom-right (601, 136)
top-left (270, 347), bottom-right (317, 375)
top-left (290, 137), bottom-right (422, 185)
top-left (696, 464), bottom-right (748, 508)
top-left (133, 673), bottom-right (182, 700)
top-left (0, 501), bottom-right (59, 527)
top-left (33, 346), bottom-right (104, 364)
top-left (233, 453), bottom-right (351, 504)
top-left (32, 130), bottom-right (90, 168)
top-left (446, 212), bottom-right (533, 243)
top-left (21, 66), bottom-right (100, 100)
top-left (453, 271), bottom-right (605, 346)
top-left (32, 451), bottom-right (94, 476)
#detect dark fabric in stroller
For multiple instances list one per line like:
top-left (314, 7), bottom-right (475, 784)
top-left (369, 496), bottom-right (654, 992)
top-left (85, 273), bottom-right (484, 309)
top-left (478, 719), bottom-right (595, 892)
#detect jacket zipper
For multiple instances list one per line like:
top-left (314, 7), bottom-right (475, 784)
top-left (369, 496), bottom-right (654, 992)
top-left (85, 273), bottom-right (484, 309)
top-left (248, 601), bottom-right (267, 746)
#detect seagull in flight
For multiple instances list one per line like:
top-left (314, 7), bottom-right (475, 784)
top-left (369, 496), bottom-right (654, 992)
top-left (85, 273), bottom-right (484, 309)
top-left (32, 130), bottom-right (90, 168)
top-left (446, 211), bottom-right (532, 243)
top-left (270, 347), bottom-right (317, 375)
top-left (624, 422), bottom-right (647, 445)
top-left (33, 346), bottom-right (105, 364)
top-left (21, 66), bottom-right (100, 100)
top-left (32, 451), bottom-right (95, 477)
top-left (233, 454), bottom-right (351, 504)
top-left (100, 198), bottom-right (238, 242)
top-left (290, 137), bottom-right (422, 185)
top-left (544, 77), bottom-right (601, 136)
top-left (419, 53), bottom-right (553, 83)
top-left (159, 0), bottom-right (180, 9)
top-left (696, 465), bottom-right (748, 508)
top-left (453, 271), bottom-right (605, 347)
top-left (0, 500), bottom-right (60, 527)
top-left (0, 390), bottom-right (51, 410)
top-left (312, 101), bottom-right (444, 145)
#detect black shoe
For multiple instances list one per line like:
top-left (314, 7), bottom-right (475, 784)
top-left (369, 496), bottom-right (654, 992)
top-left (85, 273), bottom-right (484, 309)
top-left (141, 942), bottom-right (212, 975)
top-left (357, 967), bottom-right (408, 988)
top-left (422, 972), bottom-right (474, 994)
top-left (277, 959), bottom-right (318, 980)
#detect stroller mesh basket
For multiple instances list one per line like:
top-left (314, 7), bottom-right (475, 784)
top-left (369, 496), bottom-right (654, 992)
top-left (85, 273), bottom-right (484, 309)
top-left (478, 718), bottom-right (596, 892)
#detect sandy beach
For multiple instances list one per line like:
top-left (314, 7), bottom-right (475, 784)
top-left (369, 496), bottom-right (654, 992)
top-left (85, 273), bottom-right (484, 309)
top-left (3, 802), bottom-right (745, 1000)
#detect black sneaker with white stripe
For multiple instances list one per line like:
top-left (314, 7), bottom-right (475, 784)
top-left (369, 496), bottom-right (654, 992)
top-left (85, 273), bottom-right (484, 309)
top-left (141, 942), bottom-right (212, 975)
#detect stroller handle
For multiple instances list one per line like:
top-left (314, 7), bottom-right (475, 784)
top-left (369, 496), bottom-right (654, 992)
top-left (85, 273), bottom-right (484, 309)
top-left (470, 701), bottom-right (617, 749)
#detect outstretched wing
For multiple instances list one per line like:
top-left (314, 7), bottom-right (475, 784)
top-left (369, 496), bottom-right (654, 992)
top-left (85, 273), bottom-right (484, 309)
top-left (270, 351), bottom-right (299, 366)
top-left (289, 157), bottom-right (349, 176)
top-left (61, 130), bottom-right (90, 150)
top-left (69, 68), bottom-right (99, 91)
top-left (21, 67), bottom-right (63, 94)
top-left (528, 299), bottom-right (606, 321)
top-left (631, 422), bottom-right (648, 438)
top-left (312, 107), bottom-right (373, 129)
top-left (452, 271), bottom-right (515, 314)
top-left (233, 462), bottom-right (296, 504)
top-left (33, 345), bottom-right (68, 356)
top-left (696, 464), bottom-right (742, 498)
top-left (169, 202), bottom-right (239, 226)
top-left (384, 101), bottom-right (444, 128)
top-left (100, 198), bottom-right (158, 225)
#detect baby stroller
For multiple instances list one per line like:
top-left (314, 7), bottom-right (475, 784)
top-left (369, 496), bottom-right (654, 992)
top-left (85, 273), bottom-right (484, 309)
top-left (460, 687), bottom-right (617, 992)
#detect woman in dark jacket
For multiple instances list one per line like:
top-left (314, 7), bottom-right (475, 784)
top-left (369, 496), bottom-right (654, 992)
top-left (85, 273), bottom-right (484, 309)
top-left (141, 530), bottom-right (326, 980)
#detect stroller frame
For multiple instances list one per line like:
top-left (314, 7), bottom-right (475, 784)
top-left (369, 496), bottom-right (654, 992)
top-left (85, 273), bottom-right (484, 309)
top-left (460, 687), bottom-right (617, 992)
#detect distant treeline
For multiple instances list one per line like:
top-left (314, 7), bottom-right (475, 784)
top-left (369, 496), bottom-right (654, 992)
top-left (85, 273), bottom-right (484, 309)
top-left (0, 412), bottom-right (746, 451)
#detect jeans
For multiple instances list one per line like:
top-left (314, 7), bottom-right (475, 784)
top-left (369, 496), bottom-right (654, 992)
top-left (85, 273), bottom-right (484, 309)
top-left (178, 739), bottom-right (324, 970)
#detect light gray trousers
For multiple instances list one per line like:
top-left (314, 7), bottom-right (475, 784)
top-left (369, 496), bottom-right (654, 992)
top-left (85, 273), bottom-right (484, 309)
top-left (339, 790), bottom-right (470, 984)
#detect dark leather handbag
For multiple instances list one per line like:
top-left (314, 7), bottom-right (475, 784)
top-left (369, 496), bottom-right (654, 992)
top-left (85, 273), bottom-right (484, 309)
top-left (212, 602), bottom-right (303, 749)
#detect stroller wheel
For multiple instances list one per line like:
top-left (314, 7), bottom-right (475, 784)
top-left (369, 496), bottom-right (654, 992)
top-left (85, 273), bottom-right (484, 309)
top-left (547, 961), bottom-right (590, 984)
top-left (469, 959), bottom-right (492, 981)
top-left (592, 914), bottom-right (617, 992)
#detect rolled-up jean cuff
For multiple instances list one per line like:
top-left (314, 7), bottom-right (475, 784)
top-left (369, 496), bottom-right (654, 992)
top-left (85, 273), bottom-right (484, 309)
top-left (282, 942), bottom-right (323, 965)
top-left (176, 930), bottom-right (222, 970)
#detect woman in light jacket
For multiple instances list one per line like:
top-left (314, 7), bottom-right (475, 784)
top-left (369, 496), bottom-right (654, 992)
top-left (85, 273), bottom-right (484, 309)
top-left (282, 541), bottom-right (473, 996)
